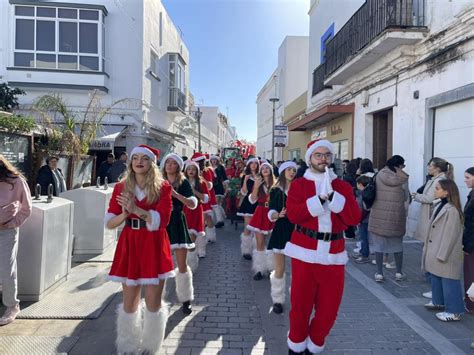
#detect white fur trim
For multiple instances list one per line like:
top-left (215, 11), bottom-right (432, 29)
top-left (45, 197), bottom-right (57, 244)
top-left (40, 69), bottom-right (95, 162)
top-left (246, 224), bottom-right (272, 235)
top-left (287, 337), bottom-right (307, 353)
top-left (195, 235), bottom-right (207, 257)
top-left (134, 185), bottom-right (146, 201)
top-left (187, 250), bottom-right (199, 272)
top-left (252, 250), bottom-right (268, 273)
top-left (236, 212), bottom-right (254, 217)
top-left (260, 162), bottom-right (273, 173)
top-left (175, 267), bottom-right (194, 302)
top-left (248, 194), bottom-right (258, 205)
top-left (210, 155), bottom-right (219, 161)
top-left (240, 233), bottom-right (254, 255)
top-left (246, 157), bottom-right (259, 166)
top-left (184, 160), bottom-right (200, 173)
top-left (212, 205), bottom-right (226, 223)
top-left (283, 241), bottom-right (348, 265)
top-left (202, 194), bottom-right (209, 204)
top-left (192, 155), bottom-right (205, 162)
top-left (306, 196), bottom-right (325, 217)
top-left (304, 168), bottom-right (336, 182)
top-left (104, 212), bottom-right (117, 228)
top-left (187, 196), bottom-right (198, 210)
top-left (130, 146), bottom-right (157, 163)
top-left (266, 250), bottom-right (275, 271)
top-left (188, 229), bottom-right (205, 237)
top-left (207, 181), bottom-right (214, 190)
top-left (204, 209), bottom-right (214, 216)
top-left (268, 209), bottom-right (278, 222)
top-left (279, 161), bottom-right (297, 175)
top-left (108, 270), bottom-right (175, 286)
top-left (206, 226), bottom-right (216, 242)
top-left (142, 307), bottom-right (168, 354)
top-left (271, 248), bottom-right (285, 254)
top-left (307, 337), bottom-right (325, 353)
top-left (270, 272), bottom-right (286, 304)
top-left (116, 304), bottom-right (141, 353)
top-left (146, 210), bottom-right (161, 231)
top-left (305, 139), bottom-right (334, 166)
top-left (160, 153), bottom-right (184, 171)
top-left (328, 191), bottom-right (345, 214)
top-left (171, 242), bottom-right (195, 250)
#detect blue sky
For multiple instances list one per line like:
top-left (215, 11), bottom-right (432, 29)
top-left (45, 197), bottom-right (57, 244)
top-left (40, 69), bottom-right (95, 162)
top-left (162, 0), bottom-right (310, 142)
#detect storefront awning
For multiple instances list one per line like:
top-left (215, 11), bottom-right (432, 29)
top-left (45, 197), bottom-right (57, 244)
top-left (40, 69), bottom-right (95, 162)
top-left (288, 104), bottom-right (354, 131)
top-left (148, 126), bottom-right (187, 145)
top-left (95, 125), bottom-right (128, 141)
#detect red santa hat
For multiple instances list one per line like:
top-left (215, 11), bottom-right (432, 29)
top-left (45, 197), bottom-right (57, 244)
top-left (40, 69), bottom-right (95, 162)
top-left (130, 144), bottom-right (160, 164)
top-left (184, 160), bottom-right (200, 173)
top-left (305, 139), bottom-right (334, 166)
top-left (160, 153), bottom-right (184, 171)
top-left (191, 152), bottom-right (206, 162)
top-left (205, 153), bottom-right (210, 160)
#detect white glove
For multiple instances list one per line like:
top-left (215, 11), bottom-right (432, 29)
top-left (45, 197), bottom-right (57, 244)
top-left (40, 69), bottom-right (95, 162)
top-left (319, 167), bottom-right (334, 200)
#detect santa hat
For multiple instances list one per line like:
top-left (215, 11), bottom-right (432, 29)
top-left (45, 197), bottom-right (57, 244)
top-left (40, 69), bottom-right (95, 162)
top-left (191, 152), bottom-right (206, 162)
top-left (278, 161), bottom-right (298, 175)
top-left (210, 155), bottom-right (220, 161)
top-left (130, 144), bottom-right (160, 164)
top-left (259, 161), bottom-right (273, 173)
top-left (305, 139), bottom-right (334, 166)
top-left (184, 159), bottom-right (200, 173)
top-left (246, 157), bottom-right (259, 166)
top-left (160, 153), bottom-right (184, 171)
top-left (205, 153), bottom-right (210, 160)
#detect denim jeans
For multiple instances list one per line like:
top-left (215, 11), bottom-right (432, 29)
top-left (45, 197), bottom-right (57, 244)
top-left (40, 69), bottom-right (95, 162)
top-left (431, 274), bottom-right (465, 314)
top-left (358, 222), bottom-right (369, 257)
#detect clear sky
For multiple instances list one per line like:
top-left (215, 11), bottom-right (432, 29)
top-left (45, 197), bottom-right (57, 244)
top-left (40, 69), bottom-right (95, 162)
top-left (162, 0), bottom-right (310, 142)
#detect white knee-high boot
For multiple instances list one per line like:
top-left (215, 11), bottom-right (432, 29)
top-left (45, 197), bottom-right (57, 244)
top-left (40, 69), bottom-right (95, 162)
top-left (206, 226), bottom-right (217, 243)
top-left (270, 272), bottom-right (286, 304)
top-left (187, 249), bottom-right (199, 272)
top-left (175, 267), bottom-right (194, 303)
top-left (195, 235), bottom-right (207, 258)
top-left (252, 250), bottom-right (268, 275)
top-left (240, 233), bottom-right (254, 257)
top-left (116, 303), bottom-right (141, 354)
top-left (266, 250), bottom-right (275, 272)
top-left (141, 306), bottom-right (168, 354)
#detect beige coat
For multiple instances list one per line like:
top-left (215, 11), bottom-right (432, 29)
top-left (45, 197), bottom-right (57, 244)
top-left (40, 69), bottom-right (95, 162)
top-left (368, 167), bottom-right (409, 237)
top-left (413, 173), bottom-right (447, 241)
top-left (421, 203), bottom-right (463, 280)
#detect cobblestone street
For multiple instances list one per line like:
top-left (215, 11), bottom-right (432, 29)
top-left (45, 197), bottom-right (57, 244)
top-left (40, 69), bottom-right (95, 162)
top-left (0, 222), bottom-right (473, 354)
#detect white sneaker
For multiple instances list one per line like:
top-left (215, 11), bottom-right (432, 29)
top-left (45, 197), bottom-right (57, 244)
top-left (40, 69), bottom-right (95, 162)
top-left (0, 304), bottom-right (20, 326)
top-left (374, 273), bottom-right (384, 283)
top-left (422, 291), bottom-right (432, 299)
top-left (435, 312), bottom-right (461, 322)
top-left (385, 262), bottom-right (396, 269)
top-left (395, 272), bottom-right (406, 281)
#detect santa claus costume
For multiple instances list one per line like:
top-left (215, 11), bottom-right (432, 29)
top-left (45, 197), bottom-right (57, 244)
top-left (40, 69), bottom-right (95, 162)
top-left (284, 140), bottom-right (361, 354)
top-left (247, 161), bottom-right (275, 280)
top-left (183, 160), bottom-right (210, 261)
top-left (161, 153), bottom-right (198, 316)
top-left (105, 145), bottom-right (173, 354)
top-left (267, 161), bottom-right (298, 314)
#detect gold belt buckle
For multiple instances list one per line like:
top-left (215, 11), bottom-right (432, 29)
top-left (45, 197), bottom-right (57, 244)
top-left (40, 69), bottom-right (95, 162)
top-left (323, 232), bottom-right (331, 242)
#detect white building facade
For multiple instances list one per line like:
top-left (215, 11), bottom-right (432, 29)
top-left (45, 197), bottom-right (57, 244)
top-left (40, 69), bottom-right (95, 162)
top-left (195, 105), bottom-right (233, 154)
top-left (0, 0), bottom-right (194, 160)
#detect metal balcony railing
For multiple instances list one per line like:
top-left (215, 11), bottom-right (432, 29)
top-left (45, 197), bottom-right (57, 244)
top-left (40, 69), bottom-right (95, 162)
top-left (168, 87), bottom-right (186, 112)
top-left (312, 62), bottom-right (332, 96)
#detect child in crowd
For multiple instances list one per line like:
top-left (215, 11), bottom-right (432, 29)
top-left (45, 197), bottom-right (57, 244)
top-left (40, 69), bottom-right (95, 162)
top-left (353, 175), bottom-right (372, 263)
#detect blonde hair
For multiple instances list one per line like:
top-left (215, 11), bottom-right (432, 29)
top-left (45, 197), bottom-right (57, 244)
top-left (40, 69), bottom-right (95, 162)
top-left (122, 160), bottom-right (163, 204)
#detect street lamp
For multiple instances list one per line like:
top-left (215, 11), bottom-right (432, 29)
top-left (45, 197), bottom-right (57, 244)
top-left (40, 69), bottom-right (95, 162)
top-left (191, 107), bottom-right (202, 152)
top-left (269, 97), bottom-right (279, 163)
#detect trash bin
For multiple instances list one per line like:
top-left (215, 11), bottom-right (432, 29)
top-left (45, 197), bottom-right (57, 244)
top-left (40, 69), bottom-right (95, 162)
top-left (60, 185), bottom-right (116, 255)
top-left (17, 196), bottom-right (74, 301)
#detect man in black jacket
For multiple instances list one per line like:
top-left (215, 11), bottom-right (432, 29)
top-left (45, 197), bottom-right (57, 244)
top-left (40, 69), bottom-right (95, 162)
top-left (36, 156), bottom-right (67, 196)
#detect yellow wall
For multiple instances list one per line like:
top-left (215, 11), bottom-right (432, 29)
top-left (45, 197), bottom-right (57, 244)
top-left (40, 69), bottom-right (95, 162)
top-left (308, 113), bottom-right (353, 159)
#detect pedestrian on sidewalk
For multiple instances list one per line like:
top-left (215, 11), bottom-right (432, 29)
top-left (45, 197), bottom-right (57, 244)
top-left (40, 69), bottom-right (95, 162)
top-left (105, 145), bottom-right (173, 354)
top-left (0, 154), bottom-right (32, 326)
top-left (238, 157), bottom-right (260, 260)
top-left (247, 161), bottom-right (275, 281)
top-left (421, 179), bottom-right (465, 321)
top-left (107, 151), bottom-right (128, 183)
top-left (342, 161), bottom-right (358, 240)
top-left (97, 152), bottom-right (114, 184)
top-left (368, 155), bottom-right (409, 283)
top-left (284, 139), bottom-right (361, 354)
top-left (183, 160), bottom-right (209, 263)
top-left (462, 167), bottom-right (474, 314)
top-left (210, 155), bottom-right (227, 228)
top-left (161, 153), bottom-right (198, 315)
top-left (267, 161), bottom-right (297, 314)
top-left (36, 155), bottom-right (67, 196)
top-left (352, 175), bottom-right (372, 263)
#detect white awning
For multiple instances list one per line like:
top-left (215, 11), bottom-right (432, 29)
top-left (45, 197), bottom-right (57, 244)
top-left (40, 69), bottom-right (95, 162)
top-left (95, 125), bottom-right (127, 142)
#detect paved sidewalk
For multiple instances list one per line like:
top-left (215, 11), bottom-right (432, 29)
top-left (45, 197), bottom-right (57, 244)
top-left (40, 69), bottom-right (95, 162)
top-left (0, 224), bottom-right (473, 354)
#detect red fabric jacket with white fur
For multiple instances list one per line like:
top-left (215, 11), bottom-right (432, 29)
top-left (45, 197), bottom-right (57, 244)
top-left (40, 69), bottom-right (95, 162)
top-left (284, 169), bottom-right (361, 265)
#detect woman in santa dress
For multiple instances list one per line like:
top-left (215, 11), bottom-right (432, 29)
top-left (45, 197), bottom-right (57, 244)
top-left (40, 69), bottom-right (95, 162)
top-left (105, 145), bottom-right (173, 354)
top-left (161, 153), bottom-right (198, 315)
top-left (210, 155), bottom-right (227, 227)
top-left (183, 160), bottom-right (210, 261)
top-left (267, 161), bottom-right (297, 314)
top-left (237, 157), bottom-right (260, 260)
top-left (247, 161), bottom-right (275, 280)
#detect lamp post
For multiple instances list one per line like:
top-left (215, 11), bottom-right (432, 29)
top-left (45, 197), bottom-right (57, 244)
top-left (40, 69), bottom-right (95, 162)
top-left (269, 97), bottom-right (279, 163)
top-left (191, 107), bottom-right (202, 152)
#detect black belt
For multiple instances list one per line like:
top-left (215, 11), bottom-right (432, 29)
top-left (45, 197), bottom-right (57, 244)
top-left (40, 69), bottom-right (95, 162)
top-left (295, 225), bottom-right (343, 241)
top-left (125, 218), bottom-right (147, 230)
top-left (258, 202), bottom-right (269, 207)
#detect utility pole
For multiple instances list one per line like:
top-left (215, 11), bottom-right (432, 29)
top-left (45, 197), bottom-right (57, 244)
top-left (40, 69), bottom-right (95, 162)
top-left (269, 97), bottom-right (279, 163)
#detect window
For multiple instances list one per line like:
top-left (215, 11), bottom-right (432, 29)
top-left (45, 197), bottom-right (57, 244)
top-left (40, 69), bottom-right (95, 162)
top-left (150, 50), bottom-right (158, 75)
top-left (288, 149), bottom-right (301, 161)
top-left (320, 23), bottom-right (334, 64)
top-left (13, 5), bottom-right (105, 71)
top-left (169, 53), bottom-right (185, 91)
top-left (159, 12), bottom-right (163, 47)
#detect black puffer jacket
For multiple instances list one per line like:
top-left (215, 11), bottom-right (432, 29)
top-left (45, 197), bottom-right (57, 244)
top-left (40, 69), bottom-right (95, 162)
top-left (463, 190), bottom-right (474, 253)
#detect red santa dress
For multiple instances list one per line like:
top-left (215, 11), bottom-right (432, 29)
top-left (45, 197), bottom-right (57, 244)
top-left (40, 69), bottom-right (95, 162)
top-left (202, 168), bottom-right (217, 215)
top-left (247, 188), bottom-right (274, 235)
top-left (183, 180), bottom-right (209, 238)
top-left (284, 169), bottom-right (361, 353)
top-left (106, 181), bottom-right (175, 285)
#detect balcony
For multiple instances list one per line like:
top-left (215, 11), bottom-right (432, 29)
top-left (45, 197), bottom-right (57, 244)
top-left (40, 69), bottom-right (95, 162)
top-left (168, 87), bottom-right (186, 113)
top-left (312, 62), bottom-right (332, 96)
top-left (314, 0), bottom-right (427, 89)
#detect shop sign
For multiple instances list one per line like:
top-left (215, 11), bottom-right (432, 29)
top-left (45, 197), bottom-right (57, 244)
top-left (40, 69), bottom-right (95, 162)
top-left (331, 125), bottom-right (343, 135)
top-left (311, 127), bottom-right (327, 140)
top-left (90, 140), bottom-right (113, 151)
top-left (274, 125), bottom-right (288, 147)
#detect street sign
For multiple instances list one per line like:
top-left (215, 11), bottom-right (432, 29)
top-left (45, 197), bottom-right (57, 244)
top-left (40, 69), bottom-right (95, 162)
top-left (274, 125), bottom-right (288, 147)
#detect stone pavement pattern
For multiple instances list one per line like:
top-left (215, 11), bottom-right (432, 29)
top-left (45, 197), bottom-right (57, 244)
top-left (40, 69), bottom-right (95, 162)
top-left (0, 223), bottom-right (473, 354)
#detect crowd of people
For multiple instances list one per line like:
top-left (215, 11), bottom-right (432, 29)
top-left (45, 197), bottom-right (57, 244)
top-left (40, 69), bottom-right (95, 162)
top-left (0, 137), bottom-right (472, 354)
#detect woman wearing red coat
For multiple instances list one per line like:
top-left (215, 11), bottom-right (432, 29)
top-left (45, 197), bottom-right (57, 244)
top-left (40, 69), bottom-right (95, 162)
top-left (105, 145), bottom-right (173, 354)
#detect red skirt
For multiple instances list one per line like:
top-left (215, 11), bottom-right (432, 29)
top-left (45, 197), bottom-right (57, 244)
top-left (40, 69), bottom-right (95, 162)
top-left (184, 204), bottom-right (205, 237)
top-left (247, 205), bottom-right (274, 235)
top-left (109, 226), bottom-right (175, 285)
top-left (209, 188), bottom-right (218, 206)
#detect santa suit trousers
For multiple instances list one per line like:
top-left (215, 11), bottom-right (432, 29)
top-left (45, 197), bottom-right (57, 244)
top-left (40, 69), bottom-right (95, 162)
top-left (288, 258), bottom-right (345, 349)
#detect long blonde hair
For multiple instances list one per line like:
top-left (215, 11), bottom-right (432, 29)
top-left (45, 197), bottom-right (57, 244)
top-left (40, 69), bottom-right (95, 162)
top-left (122, 160), bottom-right (163, 204)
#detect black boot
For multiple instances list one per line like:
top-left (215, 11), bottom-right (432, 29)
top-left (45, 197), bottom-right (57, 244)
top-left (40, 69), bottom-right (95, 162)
top-left (181, 301), bottom-right (192, 315)
top-left (288, 349), bottom-right (305, 355)
top-left (253, 272), bottom-right (263, 281)
top-left (272, 303), bottom-right (283, 314)
top-left (243, 254), bottom-right (252, 260)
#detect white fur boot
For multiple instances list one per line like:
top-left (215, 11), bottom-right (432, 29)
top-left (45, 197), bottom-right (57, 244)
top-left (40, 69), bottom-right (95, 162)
top-left (240, 233), bottom-right (254, 259)
top-left (195, 235), bottom-right (207, 258)
top-left (175, 267), bottom-right (194, 303)
top-left (266, 250), bottom-right (275, 272)
top-left (270, 272), bottom-right (286, 305)
top-left (252, 250), bottom-right (268, 275)
top-left (141, 306), bottom-right (168, 354)
top-left (116, 303), bottom-right (141, 354)
top-left (212, 205), bottom-right (226, 224)
top-left (187, 249), bottom-right (199, 272)
top-left (206, 226), bottom-right (217, 243)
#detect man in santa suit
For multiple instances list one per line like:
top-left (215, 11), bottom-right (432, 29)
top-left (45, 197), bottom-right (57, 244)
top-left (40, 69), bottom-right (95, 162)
top-left (284, 139), bottom-right (361, 354)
